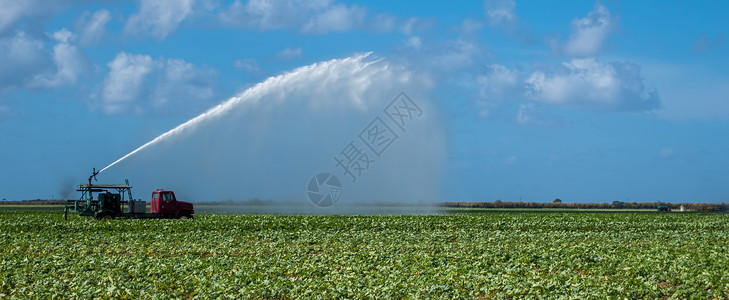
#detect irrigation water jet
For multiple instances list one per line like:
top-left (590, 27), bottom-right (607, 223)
top-left (95, 52), bottom-right (446, 207)
top-left (98, 53), bottom-right (378, 174)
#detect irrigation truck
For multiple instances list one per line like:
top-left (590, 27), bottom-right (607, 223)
top-left (64, 169), bottom-right (194, 220)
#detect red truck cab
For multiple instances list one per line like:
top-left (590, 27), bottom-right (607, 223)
top-left (150, 190), bottom-right (194, 218)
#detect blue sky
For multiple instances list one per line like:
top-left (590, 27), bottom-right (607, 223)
top-left (0, 0), bottom-right (727, 203)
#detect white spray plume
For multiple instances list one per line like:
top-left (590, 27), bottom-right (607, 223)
top-left (100, 52), bottom-right (384, 174)
top-left (100, 52), bottom-right (445, 205)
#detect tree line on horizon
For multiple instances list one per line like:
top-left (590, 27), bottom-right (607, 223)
top-left (440, 200), bottom-right (729, 212)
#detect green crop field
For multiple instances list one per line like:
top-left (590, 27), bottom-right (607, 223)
top-left (1, 208), bottom-right (728, 298)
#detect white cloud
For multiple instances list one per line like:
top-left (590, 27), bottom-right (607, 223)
top-left (515, 102), bottom-right (569, 127)
top-left (78, 9), bottom-right (111, 46)
top-left (459, 18), bottom-right (483, 34)
top-left (398, 36), bottom-right (485, 81)
top-left (219, 0), bottom-right (405, 34)
top-left (515, 103), bottom-right (533, 125)
top-left (481, 0), bottom-right (536, 43)
top-left (475, 64), bottom-right (519, 117)
top-left (125, 0), bottom-right (195, 40)
top-left (0, 0), bottom-right (51, 34)
top-left (427, 39), bottom-right (480, 72)
top-left (0, 32), bottom-right (51, 90)
top-left (99, 52), bottom-right (159, 114)
top-left (221, 0), bottom-right (330, 32)
top-left (524, 58), bottom-right (659, 111)
top-left (0, 1), bottom-right (87, 36)
top-left (301, 3), bottom-right (366, 33)
top-left (0, 28), bottom-right (90, 91)
top-left (234, 58), bottom-right (261, 73)
top-left (558, 2), bottom-right (616, 57)
top-left (473, 59), bottom-right (659, 121)
top-left (370, 13), bottom-right (396, 33)
top-left (152, 59), bottom-right (218, 110)
top-left (0, 0), bottom-right (91, 92)
top-left (400, 17), bottom-right (419, 35)
top-left (52, 28), bottom-right (72, 43)
top-left (97, 52), bottom-right (219, 115)
top-left (484, 0), bottom-right (517, 27)
top-left (30, 28), bottom-right (89, 89)
top-left (276, 47), bottom-right (303, 60)
top-left (0, 1), bottom-right (28, 33)
top-left (405, 36), bottom-right (422, 50)
top-left (477, 64), bottom-right (519, 101)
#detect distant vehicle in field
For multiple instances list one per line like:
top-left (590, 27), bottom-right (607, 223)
top-left (64, 169), bottom-right (194, 220)
top-left (657, 206), bottom-right (671, 212)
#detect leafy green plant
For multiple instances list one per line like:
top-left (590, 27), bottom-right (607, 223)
top-left (1, 210), bottom-right (728, 298)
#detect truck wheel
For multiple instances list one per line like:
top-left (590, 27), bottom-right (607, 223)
top-left (178, 212), bottom-right (192, 219)
top-left (96, 213), bottom-right (114, 220)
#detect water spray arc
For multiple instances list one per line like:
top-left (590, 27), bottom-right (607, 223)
top-left (97, 52), bottom-right (377, 174)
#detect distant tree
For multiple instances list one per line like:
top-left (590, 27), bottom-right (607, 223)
top-left (553, 198), bottom-right (562, 203)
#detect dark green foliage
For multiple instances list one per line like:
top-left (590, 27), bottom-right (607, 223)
top-left (1, 209), bottom-right (728, 298)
